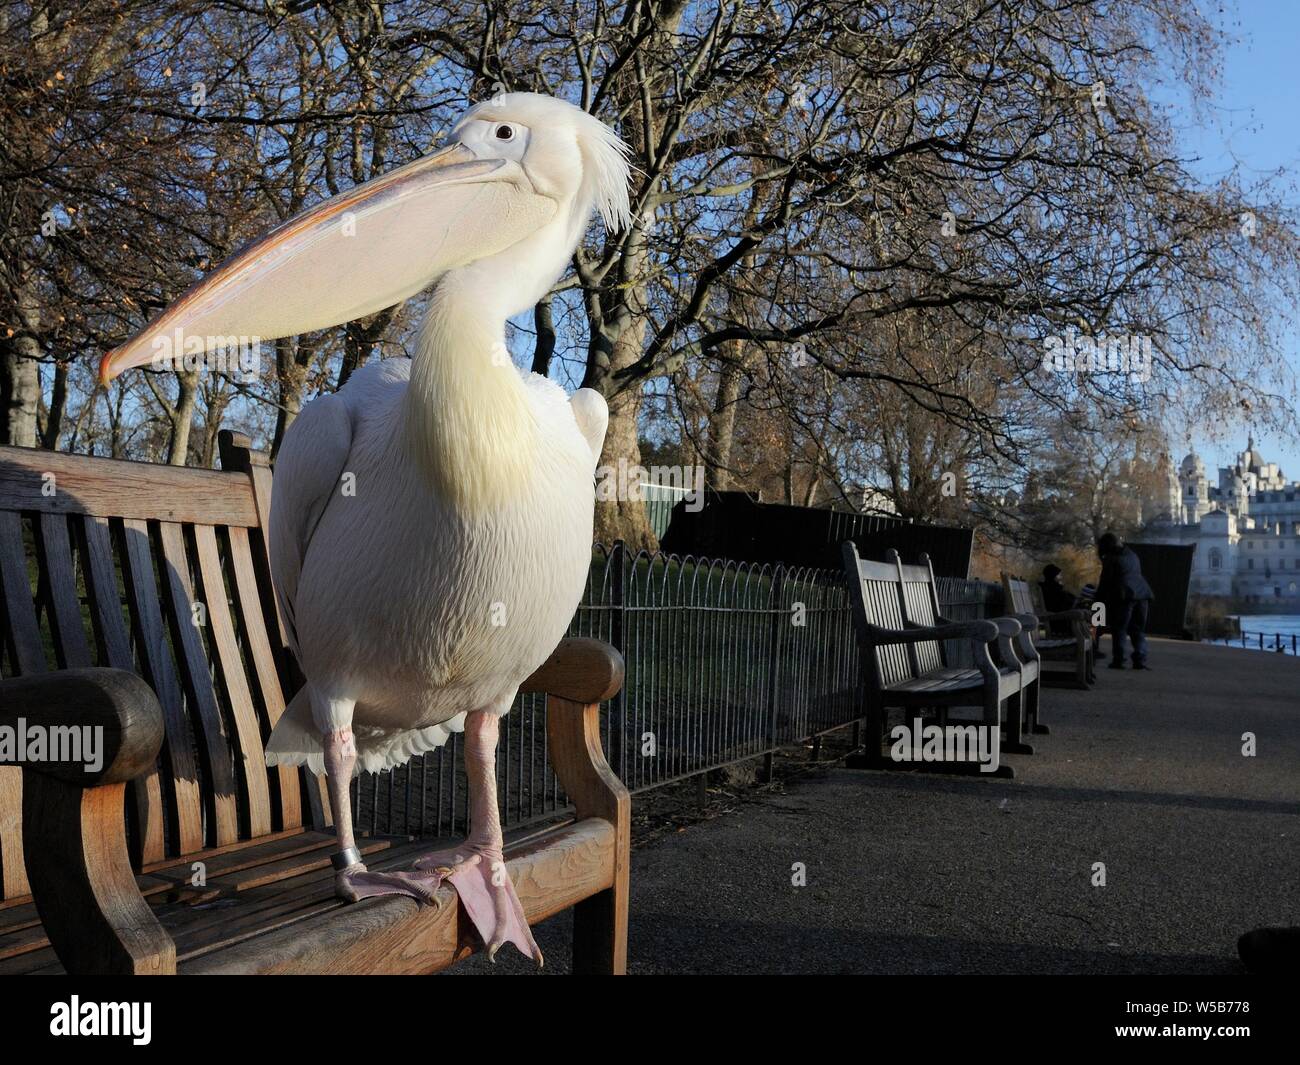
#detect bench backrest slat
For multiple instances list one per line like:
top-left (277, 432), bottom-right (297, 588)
top-left (157, 520), bottom-right (241, 848)
top-left (842, 541), bottom-right (917, 690)
top-left (119, 517), bottom-right (207, 854)
top-left (36, 515), bottom-right (94, 668)
top-left (0, 510), bottom-right (46, 675)
top-left (0, 510), bottom-right (39, 897)
top-left (0, 439), bottom-right (306, 902)
top-left (77, 514), bottom-right (169, 863)
top-left (1002, 574), bottom-right (1035, 616)
top-left (226, 525), bottom-right (302, 830)
top-left (193, 524), bottom-right (273, 838)
top-left (895, 553), bottom-right (946, 673)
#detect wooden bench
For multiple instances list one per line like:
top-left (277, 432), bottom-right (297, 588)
top-left (900, 552), bottom-right (1044, 738)
top-left (0, 432), bottom-right (629, 975)
top-left (1001, 573), bottom-right (1095, 689)
top-left (842, 543), bottom-right (1036, 778)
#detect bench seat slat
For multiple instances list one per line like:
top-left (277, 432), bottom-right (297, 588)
top-left (887, 669), bottom-right (983, 693)
top-left (0, 829), bottom-right (394, 966)
top-left (0, 819), bottom-right (604, 976)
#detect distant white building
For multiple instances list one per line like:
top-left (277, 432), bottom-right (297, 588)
top-left (1147, 438), bottom-right (1300, 604)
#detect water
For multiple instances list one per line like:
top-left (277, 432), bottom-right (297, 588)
top-left (1214, 614), bottom-right (1300, 655)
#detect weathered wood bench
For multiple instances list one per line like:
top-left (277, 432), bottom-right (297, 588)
top-left (0, 432), bottom-right (629, 975)
top-left (842, 543), bottom-right (1036, 777)
top-left (1001, 573), bottom-right (1095, 689)
top-left (900, 552), bottom-right (1043, 737)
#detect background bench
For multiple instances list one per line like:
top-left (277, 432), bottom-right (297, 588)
top-left (1001, 573), bottom-right (1094, 689)
top-left (842, 543), bottom-right (1035, 777)
top-left (0, 431), bottom-right (628, 975)
top-left (901, 552), bottom-right (1042, 737)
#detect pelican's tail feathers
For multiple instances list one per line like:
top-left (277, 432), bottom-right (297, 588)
top-left (354, 713), bottom-right (467, 775)
top-left (265, 686), bottom-right (327, 776)
top-left (264, 690), bottom-right (467, 778)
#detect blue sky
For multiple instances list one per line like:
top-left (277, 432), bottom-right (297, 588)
top-left (1170, 1), bottom-right (1300, 476)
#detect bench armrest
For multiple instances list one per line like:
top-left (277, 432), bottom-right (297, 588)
top-left (875, 619), bottom-right (999, 645)
top-left (0, 668), bottom-right (176, 974)
top-left (997, 611), bottom-right (1045, 664)
top-left (520, 637), bottom-right (624, 704)
top-left (520, 639), bottom-right (628, 825)
top-left (938, 613), bottom-right (1029, 668)
top-left (938, 614), bottom-right (1021, 638)
top-left (521, 637), bottom-right (629, 974)
top-left (1036, 608), bottom-right (1090, 624)
top-left (1, 668), bottom-right (164, 784)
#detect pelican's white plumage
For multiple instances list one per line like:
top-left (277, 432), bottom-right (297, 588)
top-left (100, 92), bottom-right (632, 960)
top-left (264, 356), bottom-right (606, 775)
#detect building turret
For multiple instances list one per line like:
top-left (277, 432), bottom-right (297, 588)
top-left (1179, 451), bottom-right (1209, 522)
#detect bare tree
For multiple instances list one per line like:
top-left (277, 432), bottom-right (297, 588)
top-left (2, 0), bottom-right (1297, 571)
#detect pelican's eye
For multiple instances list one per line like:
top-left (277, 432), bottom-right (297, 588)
top-left (495, 124), bottom-right (515, 141)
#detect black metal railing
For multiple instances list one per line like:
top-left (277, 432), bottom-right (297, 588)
top-left (1212, 630), bottom-right (1300, 655)
top-left (352, 544), bottom-right (999, 839)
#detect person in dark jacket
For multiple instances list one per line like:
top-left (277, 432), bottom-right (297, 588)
top-left (1095, 532), bottom-right (1154, 669)
top-left (1040, 564), bottom-right (1079, 637)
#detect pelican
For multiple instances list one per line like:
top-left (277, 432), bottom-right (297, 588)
top-left (99, 93), bottom-right (633, 964)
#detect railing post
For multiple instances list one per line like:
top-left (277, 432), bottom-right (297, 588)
top-left (609, 540), bottom-right (627, 781)
top-left (763, 568), bottom-right (785, 781)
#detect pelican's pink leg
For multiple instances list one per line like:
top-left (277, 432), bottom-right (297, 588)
top-left (412, 710), bottom-right (542, 964)
top-left (324, 726), bottom-right (443, 904)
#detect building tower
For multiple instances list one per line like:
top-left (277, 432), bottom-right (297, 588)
top-left (1179, 452), bottom-right (1208, 523)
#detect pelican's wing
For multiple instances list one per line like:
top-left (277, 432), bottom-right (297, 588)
top-left (268, 391), bottom-right (355, 658)
top-left (569, 388), bottom-right (609, 469)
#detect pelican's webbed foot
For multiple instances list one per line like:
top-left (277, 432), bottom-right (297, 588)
top-left (334, 863), bottom-right (445, 905)
top-left (412, 843), bottom-right (542, 965)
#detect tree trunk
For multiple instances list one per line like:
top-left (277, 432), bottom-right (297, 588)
top-left (1, 276), bottom-right (42, 447)
top-left (593, 377), bottom-right (658, 551)
top-left (272, 337), bottom-right (308, 459)
top-left (40, 361), bottom-right (69, 449)
top-left (531, 298), bottom-right (556, 377)
top-left (1, 341), bottom-right (40, 447)
top-left (167, 370), bottom-right (198, 466)
top-left (705, 341), bottom-right (746, 490)
top-left (200, 390), bottom-right (231, 469)
top-left (592, 252), bottom-right (658, 551)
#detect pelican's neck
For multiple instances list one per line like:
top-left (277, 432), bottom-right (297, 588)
top-left (402, 272), bottom-right (537, 512)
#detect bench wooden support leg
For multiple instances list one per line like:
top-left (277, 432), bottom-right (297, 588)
top-left (1029, 678), bottom-right (1049, 735)
top-left (1000, 690), bottom-right (1034, 756)
top-left (845, 698), bottom-right (892, 769)
top-left (4, 668), bottom-right (175, 974)
top-left (546, 694), bottom-right (629, 975)
top-left (572, 887), bottom-right (623, 975)
top-left (23, 775), bottom-right (176, 974)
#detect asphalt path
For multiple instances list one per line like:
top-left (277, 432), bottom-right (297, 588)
top-left (458, 639), bottom-right (1299, 974)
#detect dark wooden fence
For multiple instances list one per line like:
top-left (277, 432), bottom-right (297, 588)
top-left (1128, 542), bottom-right (1194, 636)
top-left (659, 491), bottom-right (974, 577)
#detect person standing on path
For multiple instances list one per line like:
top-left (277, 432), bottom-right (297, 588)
top-left (1096, 532), bottom-right (1155, 670)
